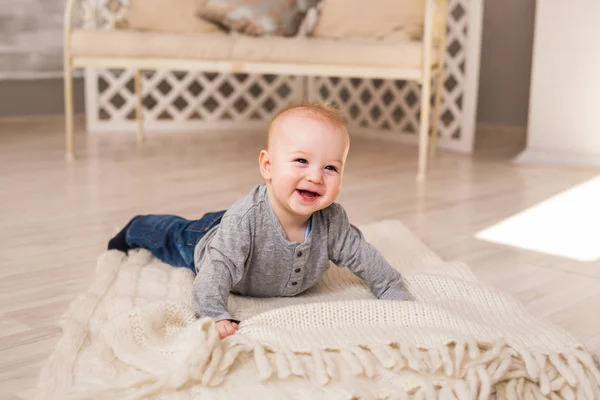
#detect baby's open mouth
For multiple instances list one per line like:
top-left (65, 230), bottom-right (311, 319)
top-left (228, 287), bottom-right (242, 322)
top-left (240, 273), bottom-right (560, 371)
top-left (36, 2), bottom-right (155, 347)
top-left (297, 189), bottom-right (320, 201)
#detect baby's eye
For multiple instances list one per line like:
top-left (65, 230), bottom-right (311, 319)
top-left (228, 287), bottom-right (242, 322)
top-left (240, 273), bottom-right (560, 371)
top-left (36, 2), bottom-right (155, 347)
top-left (325, 165), bottom-right (338, 172)
top-left (295, 158), bottom-right (308, 164)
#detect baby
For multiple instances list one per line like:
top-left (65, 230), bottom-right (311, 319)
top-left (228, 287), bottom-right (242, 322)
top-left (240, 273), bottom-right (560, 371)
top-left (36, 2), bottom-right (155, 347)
top-left (108, 102), bottom-right (413, 339)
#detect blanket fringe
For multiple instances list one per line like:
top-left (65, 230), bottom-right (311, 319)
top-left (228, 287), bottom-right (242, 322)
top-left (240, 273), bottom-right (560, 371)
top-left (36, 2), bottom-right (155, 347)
top-left (219, 339), bottom-right (600, 400)
top-left (67, 338), bottom-right (600, 400)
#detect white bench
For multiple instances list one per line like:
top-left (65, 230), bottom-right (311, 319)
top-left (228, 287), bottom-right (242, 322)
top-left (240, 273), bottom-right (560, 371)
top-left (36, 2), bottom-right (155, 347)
top-left (63, 0), bottom-right (448, 179)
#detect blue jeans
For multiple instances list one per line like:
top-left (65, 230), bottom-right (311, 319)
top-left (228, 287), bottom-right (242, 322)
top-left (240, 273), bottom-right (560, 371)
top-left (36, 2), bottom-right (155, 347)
top-left (123, 211), bottom-right (226, 271)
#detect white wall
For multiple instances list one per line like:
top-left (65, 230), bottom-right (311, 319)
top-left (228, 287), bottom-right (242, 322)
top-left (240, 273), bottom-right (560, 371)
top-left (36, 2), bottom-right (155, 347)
top-left (516, 0), bottom-right (600, 168)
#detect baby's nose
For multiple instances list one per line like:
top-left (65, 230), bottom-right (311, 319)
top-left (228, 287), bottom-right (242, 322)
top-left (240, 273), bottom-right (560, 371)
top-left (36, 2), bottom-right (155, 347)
top-left (307, 168), bottom-right (323, 183)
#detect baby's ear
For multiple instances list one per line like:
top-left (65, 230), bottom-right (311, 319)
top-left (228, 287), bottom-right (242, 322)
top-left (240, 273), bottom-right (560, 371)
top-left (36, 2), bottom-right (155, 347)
top-left (258, 150), bottom-right (272, 182)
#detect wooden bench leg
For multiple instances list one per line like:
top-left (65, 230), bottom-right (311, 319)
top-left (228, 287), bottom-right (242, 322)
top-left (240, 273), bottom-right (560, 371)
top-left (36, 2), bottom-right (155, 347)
top-left (64, 63), bottom-right (75, 161)
top-left (430, 69), bottom-right (444, 159)
top-left (135, 70), bottom-right (144, 142)
top-left (417, 76), bottom-right (432, 181)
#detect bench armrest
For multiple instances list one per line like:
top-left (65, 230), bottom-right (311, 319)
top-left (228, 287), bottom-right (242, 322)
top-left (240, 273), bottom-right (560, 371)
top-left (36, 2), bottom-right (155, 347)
top-left (423, 0), bottom-right (448, 45)
top-left (64, 0), bottom-right (130, 32)
top-left (64, 0), bottom-right (131, 69)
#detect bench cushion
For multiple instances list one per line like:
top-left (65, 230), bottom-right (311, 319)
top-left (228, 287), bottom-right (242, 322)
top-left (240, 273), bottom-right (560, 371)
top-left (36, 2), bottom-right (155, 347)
top-left (70, 29), bottom-right (437, 70)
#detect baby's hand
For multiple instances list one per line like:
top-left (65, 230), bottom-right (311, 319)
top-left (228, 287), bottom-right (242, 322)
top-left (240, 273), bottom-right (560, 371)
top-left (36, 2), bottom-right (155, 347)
top-left (216, 320), bottom-right (239, 339)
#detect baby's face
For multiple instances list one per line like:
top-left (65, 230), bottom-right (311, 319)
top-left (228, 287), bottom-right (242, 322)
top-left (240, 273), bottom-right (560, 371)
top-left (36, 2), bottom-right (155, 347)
top-left (264, 114), bottom-right (349, 218)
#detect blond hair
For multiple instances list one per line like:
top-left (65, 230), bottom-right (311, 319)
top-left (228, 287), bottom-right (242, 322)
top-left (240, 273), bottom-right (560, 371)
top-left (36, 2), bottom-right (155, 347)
top-left (266, 102), bottom-right (347, 149)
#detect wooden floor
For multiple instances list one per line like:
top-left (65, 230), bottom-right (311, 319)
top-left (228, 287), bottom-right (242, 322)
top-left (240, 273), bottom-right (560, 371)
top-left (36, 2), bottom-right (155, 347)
top-left (1, 117), bottom-right (599, 399)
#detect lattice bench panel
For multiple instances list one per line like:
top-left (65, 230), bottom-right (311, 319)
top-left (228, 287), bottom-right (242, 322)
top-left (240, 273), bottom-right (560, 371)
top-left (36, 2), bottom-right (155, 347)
top-left (85, 69), bottom-right (304, 132)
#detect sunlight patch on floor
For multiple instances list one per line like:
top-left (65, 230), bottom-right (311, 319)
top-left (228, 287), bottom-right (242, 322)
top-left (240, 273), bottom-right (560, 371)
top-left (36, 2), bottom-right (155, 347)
top-left (476, 175), bottom-right (600, 262)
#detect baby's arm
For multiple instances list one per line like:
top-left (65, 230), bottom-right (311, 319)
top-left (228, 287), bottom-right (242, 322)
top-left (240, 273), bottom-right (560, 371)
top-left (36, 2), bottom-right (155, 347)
top-left (192, 263), bottom-right (236, 321)
top-left (328, 205), bottom-right (414, 301)
top-left (192, 215), bottom-right (250, 334)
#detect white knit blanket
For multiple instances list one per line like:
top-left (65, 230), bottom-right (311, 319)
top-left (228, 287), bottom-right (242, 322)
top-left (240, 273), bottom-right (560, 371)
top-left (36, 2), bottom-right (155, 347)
top-left (37, 220), bottom-right (600, 399)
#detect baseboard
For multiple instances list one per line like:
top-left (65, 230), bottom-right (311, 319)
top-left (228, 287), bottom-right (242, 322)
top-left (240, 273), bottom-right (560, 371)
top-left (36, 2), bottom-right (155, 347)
top-left (475, 123), bottom-right (527, 143)
top-left (514, 147), bottom-right (600, 169)
top-left (0, 77), bottom-right (86, 118)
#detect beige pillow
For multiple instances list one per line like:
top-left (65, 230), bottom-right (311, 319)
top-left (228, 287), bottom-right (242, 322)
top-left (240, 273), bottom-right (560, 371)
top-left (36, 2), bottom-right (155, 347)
top-left (312, 0), bottom-right (425, 41)
top-left (127, 0), bottom-right (222, 34)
